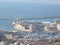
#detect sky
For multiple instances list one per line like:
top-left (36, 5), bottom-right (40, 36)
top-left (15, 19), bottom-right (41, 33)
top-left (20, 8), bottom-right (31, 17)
top-left (0, 0), bottom-right (60, 4)
top-left (0, 0), bottom-right (60, 18)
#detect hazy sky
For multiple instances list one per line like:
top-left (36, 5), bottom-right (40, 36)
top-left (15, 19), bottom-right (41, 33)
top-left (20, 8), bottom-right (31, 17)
top-left (0, 0), bottom-right (60, 4)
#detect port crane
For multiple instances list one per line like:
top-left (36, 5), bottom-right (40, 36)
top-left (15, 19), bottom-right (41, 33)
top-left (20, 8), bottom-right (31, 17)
top-left (0, 16), bottom-right (60, 32)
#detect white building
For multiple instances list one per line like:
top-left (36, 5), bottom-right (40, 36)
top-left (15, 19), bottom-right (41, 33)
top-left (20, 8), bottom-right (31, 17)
top-left (55, 20), bottom-right (60, 31)
top-left (44, 23), bottom-right (58, 33)
top-left (4, 34), bottom-right (13, 39)
top-left (0, 41), bottom-right (6, 45)
top-left (57, 24), bottom-right (60, 30)
top-left (44, 26), bottom-right (58, 33)
top-left (13, 23), bottom-right (34, 32)
top-left (13, 22), bottom-right (44, 32)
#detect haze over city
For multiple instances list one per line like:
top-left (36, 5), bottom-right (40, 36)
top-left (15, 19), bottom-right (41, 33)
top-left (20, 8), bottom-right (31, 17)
top-left (0, 0), bottom-right (60, 4)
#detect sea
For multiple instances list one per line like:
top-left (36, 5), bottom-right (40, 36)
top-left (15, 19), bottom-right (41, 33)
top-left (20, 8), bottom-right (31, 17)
top-left (0, 2), bottom-right (60, 30)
